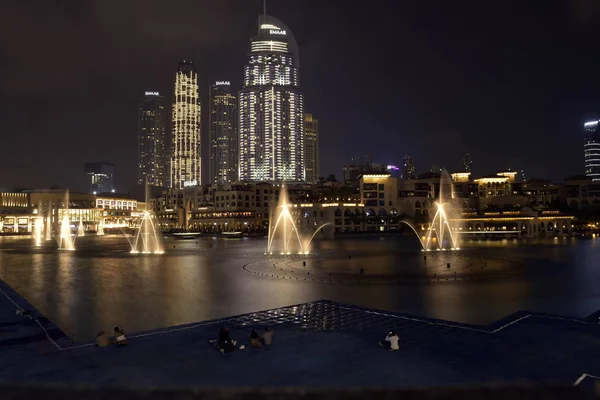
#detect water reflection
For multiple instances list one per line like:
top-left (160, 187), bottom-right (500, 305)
top-left (1, 235), bottom-right (600, 341)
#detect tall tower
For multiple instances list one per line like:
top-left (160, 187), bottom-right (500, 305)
top-left (209, 81), bottom-right (238, 184)
top-left (303, 113), bottom-right (319, 184)
top-left (403, 155), bottom-right (416, 180)
top-left (460, 153), bottom-right (472, 173)
top-left (239, 15), bottom-right (304, 182)
top-left (171, 60), bottom-right (201, 189)
top-left (584, 120), bottom-right (600, 181)
top-left (138, 91), bottom-right (167, 187)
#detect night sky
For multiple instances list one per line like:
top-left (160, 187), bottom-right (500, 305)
top-left (2, 0), bottom-right (600, 192)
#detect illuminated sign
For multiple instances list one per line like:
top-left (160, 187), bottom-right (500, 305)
top-left (145, 91), bottom-right (159, 96)
top-left (270, 29), bottom-right (286, 35)
top-left (183, 180), bottom-right (198, 187)
top-left (584, 121), bottom-right (599, 127)
top-left (215, 81), bottom-right (230, 86)
top-left (386, 165), bottom-right (400, 171)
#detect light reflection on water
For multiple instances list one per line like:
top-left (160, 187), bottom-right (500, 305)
top-left (0, 234), bottom-right (599, 341)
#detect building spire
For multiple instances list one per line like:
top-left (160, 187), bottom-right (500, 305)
top-left (263, 0), bottom-right (267, 19)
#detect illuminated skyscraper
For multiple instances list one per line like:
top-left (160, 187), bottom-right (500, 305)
top-left (584, 120), bottom-right (600, 181)
top-left (403, 155), bottom-right (416, 180)
top-left (84, 162), bottom-right (115, 193)
top-left (171, 60), bottom-right (201, 189)
top-left (209, 81), bottom-right (238, 184)
top-left (239, 15), bottom-right (304, 182)
top-left (303, 113), bottom-right (319, 184)
top-left (138, 91), bottom-right (167, 187)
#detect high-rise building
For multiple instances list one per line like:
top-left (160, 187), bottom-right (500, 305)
top-left (239, 15), bottom-right (304, 182)
top-left (209, 81), bottom-right (238, 184)
top-left (403, 155), bottom-right (416, 180)
top-left (84, 162), bottom-right (115, 194)
top-left (303, 113), bottom-right (319, 184)
top-left (171, 60), bottom-right (201, 189)
top-left (584, 120), bottom-right (600, 181)
top-left (138, 91), bottom-right (167, 187)
top-left (460, 153), bottom-right (472, 173)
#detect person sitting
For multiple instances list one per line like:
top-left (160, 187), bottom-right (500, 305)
top-left (379, 331), bottom-right (400, 351)
top-left (249, 329), bottom-right (262, 348)
top-left (114, 326), bottom-right (128, 346)
top-left (261, 326), bottom-right (273, 345)
top-left (95, 330), bottom-right (111, 348)
top-left (217, 327), bottom-right (236, 353)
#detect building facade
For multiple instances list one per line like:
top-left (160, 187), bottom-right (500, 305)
top-left (171, 60), bottom-right (201, 189)
top-left (238, 15), bottom-right (304, 182)
top-left (303, 113), bottom-right (319, 184)
top-left (84, 162), bottom-right (115, 193)
top-left (209, 81), bottom-right (238, 184)
top-left (584, 120), bottom-right (600, 181)
top-left (138, 91), bottom-right (167, 187)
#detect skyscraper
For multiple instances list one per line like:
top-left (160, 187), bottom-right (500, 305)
top-left (403, 155), bottom-right (416, 180)
top-left (303, 113), bottom-right (319, 184)
top-left (209, 81), bottom-right (238, 184)
top-left (171, 60), bottom-right (201, 189)
top-left (138, 91), bottom-right (167, 187)
top-left (239, 15), bottom-right (304, 182)
top-left (584, 120), bottom-right (600, 181)
top-left (460, 153), bottom-right (472, 173)
top-left (84, 162), bottom-right (115, 193)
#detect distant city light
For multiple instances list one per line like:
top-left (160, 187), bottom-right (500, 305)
top-left (111, 189), bottom-right (115, 193)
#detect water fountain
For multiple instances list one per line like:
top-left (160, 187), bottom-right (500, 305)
top-left (33, 218), bottom-right (43, 247)
top-left (58, 191), bottom-right (75, 251)
top-left (423, 169), bottom-right (459, 251)
top-left (130, 181), bottom-right (164, 254)
top-left (77, 216), bottom-right (85, 237)
top-left (45, 215), bottom-right (53, 241)
top-left (266, 184), bottom-right (328, 255)
top-left (397, 169), bottom-right (460, 251)
top-left (58, 214), bottom-right (75, 251)
top-left (97, 218), bottom-right (105, 236)
top-left (130, 211), bottom-right (164, 254)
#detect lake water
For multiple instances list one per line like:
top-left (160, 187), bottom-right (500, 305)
top-left (1, 234), bottom-right (600, 341)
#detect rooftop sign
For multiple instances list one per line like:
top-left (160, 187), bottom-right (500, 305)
top-left (584, 121), bottom-right (599, 127)
top-left (270, 29), bottom-right (286, 35)
top-left (145, 91), bottom-right (159, 96)
top-left (215, 81), bottom-right (230, 86)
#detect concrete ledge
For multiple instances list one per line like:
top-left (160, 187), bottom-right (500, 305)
top-left (0, 384), bottom-right (589, 400)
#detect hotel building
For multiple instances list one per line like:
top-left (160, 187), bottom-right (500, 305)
top-left (303, 113), bottom-right (319, 184)
top-left (171, 60), bottom-right (201, 189)
top-left (138, 91), bottom-right (167, 187)
top-left (209, 81), bottom-right (238, 184)
top-left (584, 120), bottom-right (600, 181)
top-left (238, 15), bottom-right (304, 182)
top-left (84, 162), bottom-right (115, 194)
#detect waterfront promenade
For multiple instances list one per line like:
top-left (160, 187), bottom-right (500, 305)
top-left (1, 278), bottom-right (600, 389)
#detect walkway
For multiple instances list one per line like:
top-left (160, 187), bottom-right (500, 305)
top-left (1, 279), bottom-right (600, 389)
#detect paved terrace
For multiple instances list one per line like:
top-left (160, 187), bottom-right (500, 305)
top-left (1, 279), bottom-right (600, 391)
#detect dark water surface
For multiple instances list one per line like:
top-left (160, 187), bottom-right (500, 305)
top-left (1, 234), bottom-right (600, 341)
